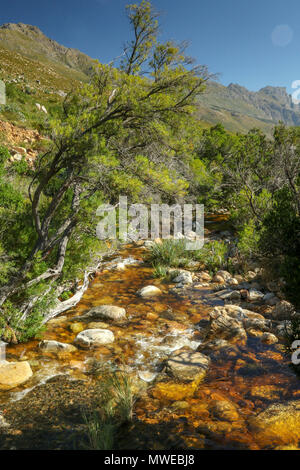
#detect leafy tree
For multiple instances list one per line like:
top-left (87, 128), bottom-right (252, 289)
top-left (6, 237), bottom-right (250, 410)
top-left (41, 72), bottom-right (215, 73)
top-left (0, 1), bottom-right (209, 341)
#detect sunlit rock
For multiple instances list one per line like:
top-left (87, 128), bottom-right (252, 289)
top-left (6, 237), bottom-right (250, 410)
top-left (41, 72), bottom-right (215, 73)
top-left (248, 289), bottom-right (264, 301)
top-left (249, 400), bottom-right (300, 448)
top-left (172, 271), bottom-right (193, 285)
top-left (74, 329), bottom-right (115, 348)
top-left (0, 361), bottom-right (33, 390)
top-left (210, 400), bottom-right (240, 422)
top-left (76, 305), bottom-right (126, 322)
top-left (260, 332), bottom-right (278, 345)
top-left (138, 370), bottom-right (158, 382)
top-left (166, 350), bottom-right (210, 382)
top-left (137, 286), bottom-right (162, 297)
top-left (39, 340), bottom-right (77, 353)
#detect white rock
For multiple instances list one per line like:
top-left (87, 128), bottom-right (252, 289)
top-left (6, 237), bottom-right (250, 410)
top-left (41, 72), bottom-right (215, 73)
top-left (172, 271), bottom-right (193, 285)
top-left (137, 286), bottom-right (162, 297)
top-left (74, 329), bottom-right (114, 348)
top-left (39, 340), bottom-right (77, 353)
top-left (77, 305), bottom-right (126, 322)
top-left (248, 289), bottom-right (264, 301)
top-left (138, 371), bottom-right (158, 382)
top-left (216, 270), bottom-right (232, 281)
top-left (227, 277), bottom-right (239, 286)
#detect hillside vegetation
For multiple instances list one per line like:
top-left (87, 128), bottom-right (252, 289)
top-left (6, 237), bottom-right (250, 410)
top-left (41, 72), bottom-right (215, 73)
top-left (0, 1), bottom-right (298, 355)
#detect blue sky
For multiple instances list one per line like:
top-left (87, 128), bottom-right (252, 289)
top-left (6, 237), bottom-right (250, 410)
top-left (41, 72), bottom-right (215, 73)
top-left (1, 0), bottom-right (300, 93)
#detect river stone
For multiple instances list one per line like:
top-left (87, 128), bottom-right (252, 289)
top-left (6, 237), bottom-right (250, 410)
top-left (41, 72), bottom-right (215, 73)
top-left (137, 286), bottom-right (162, 297)
top-left (138, 371), bottom-right (158, 382)
top-left (205, 306), bottom-right (248, 345)
top-left (263, 292), bottom-right (275, 302)
top-left (69, 322), bottom-right (85, 334)
top-left (226, 277), bottom-right (239, 286)
top-left (39, 340), bottom-right (77, 353)
top-left (166, 350), bottom-right (210, 382)
top-left (87, 321), bottom-right (110, 329)
top-left (219, 290), bottom-right (241, 301)
top-left (198, 272), bottom-right (212, 282)
top-left (249, 400), bottom-right (300, 447)
top-left (210, 400), bottom-right (240, 422)
top-left (212, 274), bottom-right (225, 284)
top-left (74, 329), bottom-right (115, 348)
top-left (172, 271), bottom-right (193, 285)
top-left (79, 305), bottom-right (126, 322)
top-left (275, 321), bottom-right (292, 341)
top-left (0, 361), bottom-right (33, 390)
top-left (215, 270), bottom-right (231, 281)
top-left (248, 288), bottom-right (264, 301)
top-left (260, 332), bottom-right (278, 345)
top-left (272, 300), bottom-right (295, 320)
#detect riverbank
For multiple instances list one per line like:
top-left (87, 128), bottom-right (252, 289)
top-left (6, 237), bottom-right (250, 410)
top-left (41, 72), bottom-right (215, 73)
top-left (0, 218), bottom-right (299, 450)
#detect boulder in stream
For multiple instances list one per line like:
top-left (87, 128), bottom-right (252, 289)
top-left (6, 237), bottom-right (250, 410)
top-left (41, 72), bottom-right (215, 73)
top-left (76, 305), bottom-right (126, 322)
top-left (0, 361), bottom-right (33, 390)
top-left (166, 350), bottom-right (211, 382)
top-left (74, 329), bottom-right (115, 348)
top-left (137, 285), bottom-right (162, 297)
top-left (249, 400), bottom-right (300, 448)
top-left (39, 340), bottom-right (77, 354)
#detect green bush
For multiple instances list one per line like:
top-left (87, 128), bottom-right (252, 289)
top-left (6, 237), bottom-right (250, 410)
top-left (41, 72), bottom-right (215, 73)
top-left (194, 240), bottom-right (229, 274)
top-left (259, 188), bottom-right (300, 307)
top-left (146, 239), bottom-right (188, 267)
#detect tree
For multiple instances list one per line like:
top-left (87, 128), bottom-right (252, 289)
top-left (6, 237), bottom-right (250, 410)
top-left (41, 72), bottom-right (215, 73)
top-left (0, 1), bottom-right (209, 340)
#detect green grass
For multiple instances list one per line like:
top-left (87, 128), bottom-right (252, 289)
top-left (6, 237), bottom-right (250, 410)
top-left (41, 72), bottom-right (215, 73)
top-left (146, 239), bottom-right (188, 268)
top-left (81, 367), bottom-right (137, 450)
top-left (146, 238), bottom-right (229, 274)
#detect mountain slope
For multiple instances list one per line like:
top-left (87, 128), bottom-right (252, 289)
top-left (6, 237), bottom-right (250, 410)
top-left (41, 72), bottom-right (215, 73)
top-left (1, 22), bottom-right (300, 135)
top-left (0, 23), bottom-right (94, 79)
top-left (197, 81), bottom-right (300, 134)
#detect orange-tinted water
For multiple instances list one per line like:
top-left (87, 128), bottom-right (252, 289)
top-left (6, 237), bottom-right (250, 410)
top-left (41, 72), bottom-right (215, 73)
top-left (1, 231), bottom-right (300, 449)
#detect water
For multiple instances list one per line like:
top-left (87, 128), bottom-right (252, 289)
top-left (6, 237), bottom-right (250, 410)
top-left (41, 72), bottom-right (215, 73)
top-left (0, 220), bottom-right (299, 449)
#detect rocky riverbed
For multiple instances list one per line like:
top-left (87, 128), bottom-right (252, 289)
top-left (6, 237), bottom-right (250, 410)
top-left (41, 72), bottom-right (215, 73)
top-left (0, 217), bottom-right (299, 450)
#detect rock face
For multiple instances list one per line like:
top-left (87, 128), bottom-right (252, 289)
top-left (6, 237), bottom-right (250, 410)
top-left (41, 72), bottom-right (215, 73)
top-left (249, 400), bottom-right (300, 447)
top-left (0, 361), bottom-right (33, 390)
top-left (74, 329), bottom-right (114, 348)
top-left (137, 286), bottom-right (162, 298)
top-left (39, 340), bottom-right (77, 353)
top-left (166, 350), bottom-right (211, 382)
top-left (76, 305), bottom-right (126, 322)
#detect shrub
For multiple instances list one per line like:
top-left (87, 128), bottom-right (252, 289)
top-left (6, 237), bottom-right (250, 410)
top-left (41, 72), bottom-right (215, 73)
top-left (82, 410), bottom-right (115, 451)
top-left (194, 240), bottom-right (229, 274)
top-left (81, 367), bottom-right (137, 450)
top-left (146, 239), bottom-right (188, 267)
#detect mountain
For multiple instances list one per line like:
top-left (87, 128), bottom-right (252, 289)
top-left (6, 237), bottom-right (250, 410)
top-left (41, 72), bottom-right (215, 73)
top-left (0, 22), bottom-right (300, 135)
top-left (197, 81), bottom-right (300, 134)
top-left (0, 23), bottom-right (94, 79)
